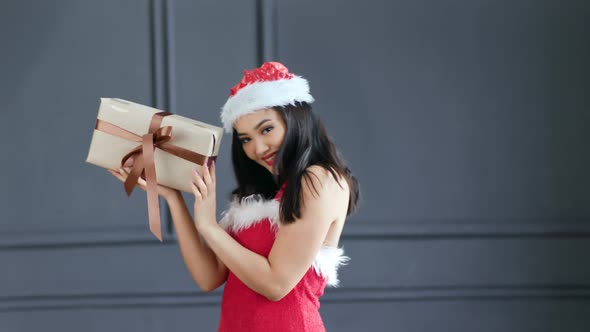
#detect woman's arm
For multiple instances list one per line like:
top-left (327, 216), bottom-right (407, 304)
top-left (108, 168), bottom-right (227, 292)
top-left (165, 192), bottom-right (228, 292)
top-left (194, 166), bottom-right (341, 301)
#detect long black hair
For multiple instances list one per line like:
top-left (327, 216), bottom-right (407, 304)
top-left (230, 102), bottom-right (360, 224)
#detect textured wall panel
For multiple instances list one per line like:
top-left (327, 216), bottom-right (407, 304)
top-left (0, 0), bottom-right (153, 236)
top-left (0, 237), bottom-right (588, 299)
top-left (276, 0), bottom-right (590, 224)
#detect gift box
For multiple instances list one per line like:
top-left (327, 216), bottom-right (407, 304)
top-left (86, 97), bottom-right (223, 241)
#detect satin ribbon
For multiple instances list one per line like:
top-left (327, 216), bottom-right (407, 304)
top-left (95, 111), bottom-right (216, 241)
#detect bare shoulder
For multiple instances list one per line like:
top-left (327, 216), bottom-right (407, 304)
top-left (302, 165), bottom-right (349, 201)
top-left (298, 166), bottom-right (350, 232)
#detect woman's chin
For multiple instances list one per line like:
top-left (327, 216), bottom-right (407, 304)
top-left (259, 164), bottom-right (273, 174)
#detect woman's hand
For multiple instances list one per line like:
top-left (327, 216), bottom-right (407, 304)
top-left (190, 160), bottom-right (218, 230)
top-left (107, 168), bottom-right (180, 202)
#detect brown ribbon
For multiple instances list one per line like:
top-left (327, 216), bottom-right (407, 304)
top-left (95, 111), bottom-right (216, 241)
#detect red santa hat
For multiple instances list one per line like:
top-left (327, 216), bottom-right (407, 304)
top-left (220, 62), bottom-right (314, 133)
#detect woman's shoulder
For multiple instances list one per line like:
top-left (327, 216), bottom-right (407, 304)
top-left (300, 166), bottom-right (350, 227)
top-left (302, 165), bottom-right (349, 197)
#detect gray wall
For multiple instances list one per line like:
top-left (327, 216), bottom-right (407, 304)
top-left (1, 0), bottom-right (589, 331)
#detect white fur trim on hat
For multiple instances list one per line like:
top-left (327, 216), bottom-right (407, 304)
top-left (220, 76), bottom-right (314, 132)
top-left (219, 196), bottom-right (349, 287)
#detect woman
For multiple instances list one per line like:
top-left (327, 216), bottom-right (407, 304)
top-left (109, 62), bottom-right (359, 331)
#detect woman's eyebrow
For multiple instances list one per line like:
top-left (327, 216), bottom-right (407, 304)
top-left (237, 119), bottom-right (271, 136)
top-left (254, 119), bottom-right (271, 129)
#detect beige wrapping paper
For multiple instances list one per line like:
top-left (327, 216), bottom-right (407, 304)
top-left (86, 98), bottom-right (223, 240)
top-left (86, 97), bottom-right (223, 191)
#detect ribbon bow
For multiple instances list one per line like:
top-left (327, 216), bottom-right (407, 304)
top-left (95, 111), bottom-right (215, 241)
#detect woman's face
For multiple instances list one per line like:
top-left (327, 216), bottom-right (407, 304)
top-left (234, 108), bottom-right (286, 174)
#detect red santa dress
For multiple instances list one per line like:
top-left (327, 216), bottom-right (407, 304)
top-left (217, 184), bottom-right (349, 331)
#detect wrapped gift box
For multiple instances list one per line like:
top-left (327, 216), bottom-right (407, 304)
top-left (86, 97), bottom-right (223, 240)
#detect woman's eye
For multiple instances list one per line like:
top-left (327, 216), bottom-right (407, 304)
top-left (240, 138), bottom-right (250, 144)
top-left (262, 127), bottom-right (273, 134)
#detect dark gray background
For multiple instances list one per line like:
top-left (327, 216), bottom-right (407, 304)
top-left (0, 0), bottom-right (589, 331)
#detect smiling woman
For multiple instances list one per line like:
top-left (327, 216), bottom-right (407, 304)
top-left (111, 62), bottom-right (360, 332)
top-left (202, 62), bottom-right (360, 332)
top-left (234, 108), bottom-right (286, 174)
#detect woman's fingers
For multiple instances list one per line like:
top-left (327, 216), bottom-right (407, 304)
top-left (201, 159), bottom-right (216, 191)
top-left (112, 166), bottom-right (212, 198)
top-left (190, 181), bottom-right (202, 201)
top-left (202, 162), bottom-right (213, 187)
top-left (118, 168), bottom-right (147, 190)
top-left (192, 169), bottom-right (208, 197)
top-left (137, 175), bottom-right (147, 187)
top-left (108, 169), bottom-right (124, 182)
top-left (211, 160), bottom-right (216, 184)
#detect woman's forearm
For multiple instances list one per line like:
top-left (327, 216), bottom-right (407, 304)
top-left (199, 223), bottom-right (281, 300)
top-left (166, 192), bottom-right (227, 291)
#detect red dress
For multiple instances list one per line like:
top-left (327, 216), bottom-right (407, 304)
top-left (217, 185), bottom-right (348, 332)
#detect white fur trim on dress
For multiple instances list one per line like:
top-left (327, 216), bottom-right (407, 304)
top-left (220, 76), bottom-right (315, 132)
top-left (313, 246), bottom-right (350, 287)
top-left (219, 195), bottom-right (280, 233)
top-left (219, 196), bottom-right (349, 287)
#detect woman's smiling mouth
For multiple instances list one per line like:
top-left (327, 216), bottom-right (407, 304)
top-left (262, 152), bottom-right (277, 166)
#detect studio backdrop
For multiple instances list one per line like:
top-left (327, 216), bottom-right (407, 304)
top-left (0, 0), bottom-right (589, 331)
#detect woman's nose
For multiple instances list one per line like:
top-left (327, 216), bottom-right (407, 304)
top-left (255, 138), bottom-right (269, 155)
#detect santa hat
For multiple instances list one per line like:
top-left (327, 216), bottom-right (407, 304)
top-left (220, 62), bottom-right (314, 133)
